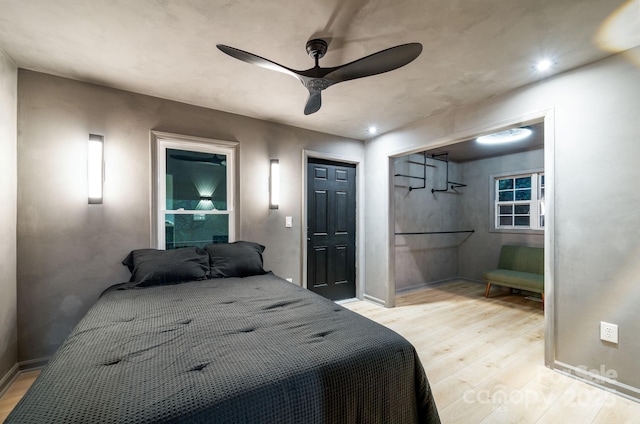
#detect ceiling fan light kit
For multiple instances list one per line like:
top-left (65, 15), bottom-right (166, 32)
top-left (217, 39), bottom-right (422, 115)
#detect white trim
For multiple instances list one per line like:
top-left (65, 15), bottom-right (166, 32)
top-left (387, 156), bottom-right (396, 307)
top-left (487, 169), bottom-right (545, 237)
top-left (0, 363), bottom-right (19, 398)
top-left (151, 131), bottom-right (239, 148)
top-left (334, 298), bottom-right (359, 305)
top-left (302, 150), bottom-right (364, 299)
top-left (543, 108), bottom-right (556, 368)
top-left (491, 170), bottom-right (545, 231)
top-left (554, 360), bottom-right (640, 402)
top-left (0, 356), bottom-right (51, 397)
top-left (18, 356), bottom-right (50, 370)
top-left (162, 210), bottom-right (231, 215)
top-left (363, 293), bottom-right (386, 306)
top-left (150, 131), bottom-right (238, 249)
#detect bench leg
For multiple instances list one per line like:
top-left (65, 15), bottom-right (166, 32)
top-left (485, 282), bottom-right (491, 298)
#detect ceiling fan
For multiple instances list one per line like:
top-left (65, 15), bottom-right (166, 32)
top-left (217, 39), bottom-right (422, 115)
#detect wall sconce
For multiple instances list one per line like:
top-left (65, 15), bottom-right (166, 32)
top-left (87, 134), bottom-right (104, 204)
top-left (269, 159), bottom-right (280, 209)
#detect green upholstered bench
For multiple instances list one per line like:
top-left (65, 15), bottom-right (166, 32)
top-left (483, 245), bottom-right (544, 302)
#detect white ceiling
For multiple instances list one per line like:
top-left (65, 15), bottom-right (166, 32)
top-left (0, 0), bottom-right (637, 140)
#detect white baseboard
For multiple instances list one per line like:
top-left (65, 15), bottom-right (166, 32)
top-left (0, 363), bottom-right (19, 398)
top-left (0, 356), bottom-right (51, 398)
top-left (363, 293), bottom-right (386, 306)
top-left (554, 360), bottom-right (640, 404)
top-left (18, 356), bottom-right (50, 371)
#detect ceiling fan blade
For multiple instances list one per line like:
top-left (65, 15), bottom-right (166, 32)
top-left (323, 42), bottom-right (422, 82)
top-left (217, 44), bottom-right (301, 80)
top-left (304, 91), bottom-right (322, 115)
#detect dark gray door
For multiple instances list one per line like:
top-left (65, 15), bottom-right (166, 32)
top-left (307, 159), bottom-right (356, 300)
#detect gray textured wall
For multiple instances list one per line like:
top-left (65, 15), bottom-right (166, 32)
top-left (16, 70), bottom-right (364, 361)
top-left (0, 50), bottom-right (17, 380)
top-left (364, 47), bottom-right (640, 394)
top-left (394, 154), bottom-right (462, 290)
top-left (459, 149), bottom-right (544, 280)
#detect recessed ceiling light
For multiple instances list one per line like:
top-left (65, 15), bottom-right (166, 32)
top-left (535, 59), bottom-right (555, 72)
top-left (368, 126), bottom-right (378, 135)
top-left (476, 128), bottom-right (532, 144)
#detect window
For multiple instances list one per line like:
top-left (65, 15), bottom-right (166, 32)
top-left (152, 132), bottom-right (237, 249)
top-left (495, 172), bottom-right (544, 231)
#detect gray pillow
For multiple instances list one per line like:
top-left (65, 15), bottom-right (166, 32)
top-left (204, 241), bottom-right (267, 278)
top-left (122, 247), bottom-right (210, 287)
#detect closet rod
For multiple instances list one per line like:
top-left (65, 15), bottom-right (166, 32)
top-left (395, 230), bottom-right (475, 235)
top-left (394, 173), bottom-right (425, 180)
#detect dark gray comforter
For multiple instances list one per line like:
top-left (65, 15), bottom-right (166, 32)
top-left (7, 273), bottom-right (440, 423)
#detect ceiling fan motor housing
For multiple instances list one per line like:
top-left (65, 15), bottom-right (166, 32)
top-left (306, 39), bottom-right (328, 59)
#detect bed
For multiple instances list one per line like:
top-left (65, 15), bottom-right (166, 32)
top-left (6, 242), bottom-right (440, 423)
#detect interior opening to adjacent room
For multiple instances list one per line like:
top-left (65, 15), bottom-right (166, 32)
top-left (392, 121), bottom-right (545, 294)
top-left (389, 118), bottom-right (550, 378)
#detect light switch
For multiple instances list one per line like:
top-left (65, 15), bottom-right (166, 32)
top-left (285, 216), bottom-right (293, 228)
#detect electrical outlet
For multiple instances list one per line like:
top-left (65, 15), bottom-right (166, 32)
top-left (600, 322), bottom-right (618, 344)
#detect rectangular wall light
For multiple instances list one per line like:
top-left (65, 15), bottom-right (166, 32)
top-left (269, 159), bottom-right (280, 209)
top-left (88, 134), bottom-right (104, 204)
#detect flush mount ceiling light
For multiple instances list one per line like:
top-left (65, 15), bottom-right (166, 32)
top-left (368, 126), bottom-right (378, 135)
top-left (535, 59), bottom-right (555, 72)
top-left (476, 128), bottom-right (532, 144)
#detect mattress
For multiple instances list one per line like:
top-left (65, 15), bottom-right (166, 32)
top-left (7, 273), bottom-right (440, 423)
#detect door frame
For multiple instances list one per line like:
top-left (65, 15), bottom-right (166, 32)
top-left (302, 150), bottom-right (364, 299)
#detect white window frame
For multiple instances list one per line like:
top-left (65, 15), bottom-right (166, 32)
top-left (151, 131), bottom-right (238, 249)
top-left (490, 169), bottom-right (544, 233)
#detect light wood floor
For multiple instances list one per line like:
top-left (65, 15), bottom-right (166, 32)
top-left (0, 370), bottom-right (40, 422)
top-left (2, 281), bottom-right (639, 423)
top-left (344, 280), bottom-right (640, 423)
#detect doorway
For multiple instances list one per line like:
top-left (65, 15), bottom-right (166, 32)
top-left (392, 121), bottom-right (546, 294)
top-left (306, 158), bottom-right (357, 301)
top-left (385, 112), bottom-right (554, 367)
